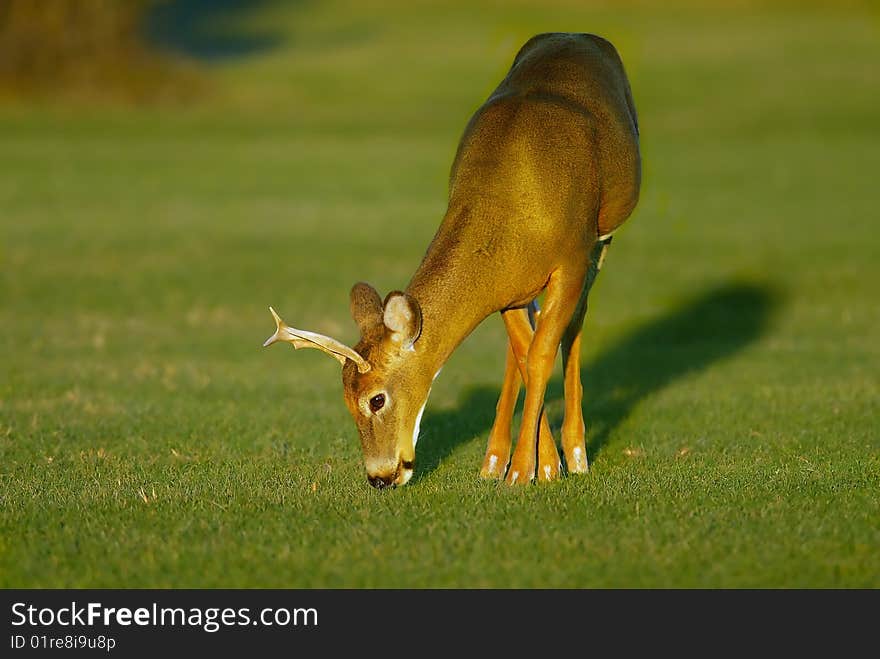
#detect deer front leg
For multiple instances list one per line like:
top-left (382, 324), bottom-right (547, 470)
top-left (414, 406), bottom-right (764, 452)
top-left (530, 304), bottom-right (563, 481)
top-left (480, 341), bottom-right (520, 479)
top-left (500, 306), bottom-right (560, 482)
top-left (506, 270), bottom-right (583, 484)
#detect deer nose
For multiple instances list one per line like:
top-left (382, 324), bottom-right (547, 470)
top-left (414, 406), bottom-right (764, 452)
top-left (368, 474), bottom-right (396, 490)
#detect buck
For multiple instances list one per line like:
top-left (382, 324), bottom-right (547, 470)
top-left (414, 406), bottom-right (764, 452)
top-left (263, 33), bottom-right (640, 487)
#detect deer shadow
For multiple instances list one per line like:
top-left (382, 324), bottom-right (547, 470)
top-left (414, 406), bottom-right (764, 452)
top-left (145, 0), bottom-right (288, 61)
top-left (414, 281), bottom-right (782, 481)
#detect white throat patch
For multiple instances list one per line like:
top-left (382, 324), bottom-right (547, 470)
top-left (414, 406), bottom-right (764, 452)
top-left (412, 399), bottom-right (427, 448)
top-left (412, 368), bottom-right (442, 449)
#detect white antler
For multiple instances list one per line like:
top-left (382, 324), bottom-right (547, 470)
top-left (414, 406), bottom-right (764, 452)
top-left (263, 306), bottom-right (371, 373)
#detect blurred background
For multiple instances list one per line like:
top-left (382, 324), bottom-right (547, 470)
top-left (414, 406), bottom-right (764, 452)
top-left (1, 1), bottom-right (877, 587)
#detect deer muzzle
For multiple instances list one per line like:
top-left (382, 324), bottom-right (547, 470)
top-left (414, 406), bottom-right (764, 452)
top-left (366, 458), bottom-right (414, 489)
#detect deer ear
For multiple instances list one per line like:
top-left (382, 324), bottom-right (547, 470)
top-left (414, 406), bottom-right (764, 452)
top-left (350, 282), bottom-right (383, 335)
top-left (383, 291), bottom-right (422, 349)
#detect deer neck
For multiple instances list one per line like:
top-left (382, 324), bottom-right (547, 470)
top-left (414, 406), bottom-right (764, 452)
top-left (405, 224), bottom-right (492, 377)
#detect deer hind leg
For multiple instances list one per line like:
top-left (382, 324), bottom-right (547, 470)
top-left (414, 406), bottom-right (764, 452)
top-left (498, 305), bottom-right (560, 482)
top-left (505, 269), bottom-right (585, 485)
top-left (561, 237), bottom-right (612, 473)
top-left (533, 303), bottom-right (564, 482)
top-left (480, 341), bottom-right (520, 479)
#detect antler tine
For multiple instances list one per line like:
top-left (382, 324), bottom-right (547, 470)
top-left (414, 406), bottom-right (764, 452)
top-left (262, 306), bottom-right (371, 373)
top-left (262, 306), bottom-right (288, 348)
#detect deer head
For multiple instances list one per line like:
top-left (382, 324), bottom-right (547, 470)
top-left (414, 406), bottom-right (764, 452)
top-left (264, 282), bottom-right (434, 489)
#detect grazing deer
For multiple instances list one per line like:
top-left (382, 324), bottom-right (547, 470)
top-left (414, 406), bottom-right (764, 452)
top-left (264, 33), bottom-right (640, 487)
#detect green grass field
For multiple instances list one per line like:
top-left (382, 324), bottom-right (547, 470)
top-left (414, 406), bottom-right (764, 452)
top-left (1, 1), bottom-right (878, 588)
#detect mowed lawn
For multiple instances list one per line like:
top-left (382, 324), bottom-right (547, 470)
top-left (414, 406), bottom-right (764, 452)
top-left (1, 1), bottom-right (877, 588)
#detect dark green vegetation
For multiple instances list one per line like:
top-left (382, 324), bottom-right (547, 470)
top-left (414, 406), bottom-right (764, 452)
top-left (1, 1), bottom-right (877, 587)
top-left (0, 0), bottom-right (196, 102)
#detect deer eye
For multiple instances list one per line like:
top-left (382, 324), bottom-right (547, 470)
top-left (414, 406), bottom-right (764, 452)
top-left (369, 393), bottom-right (386, 413)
